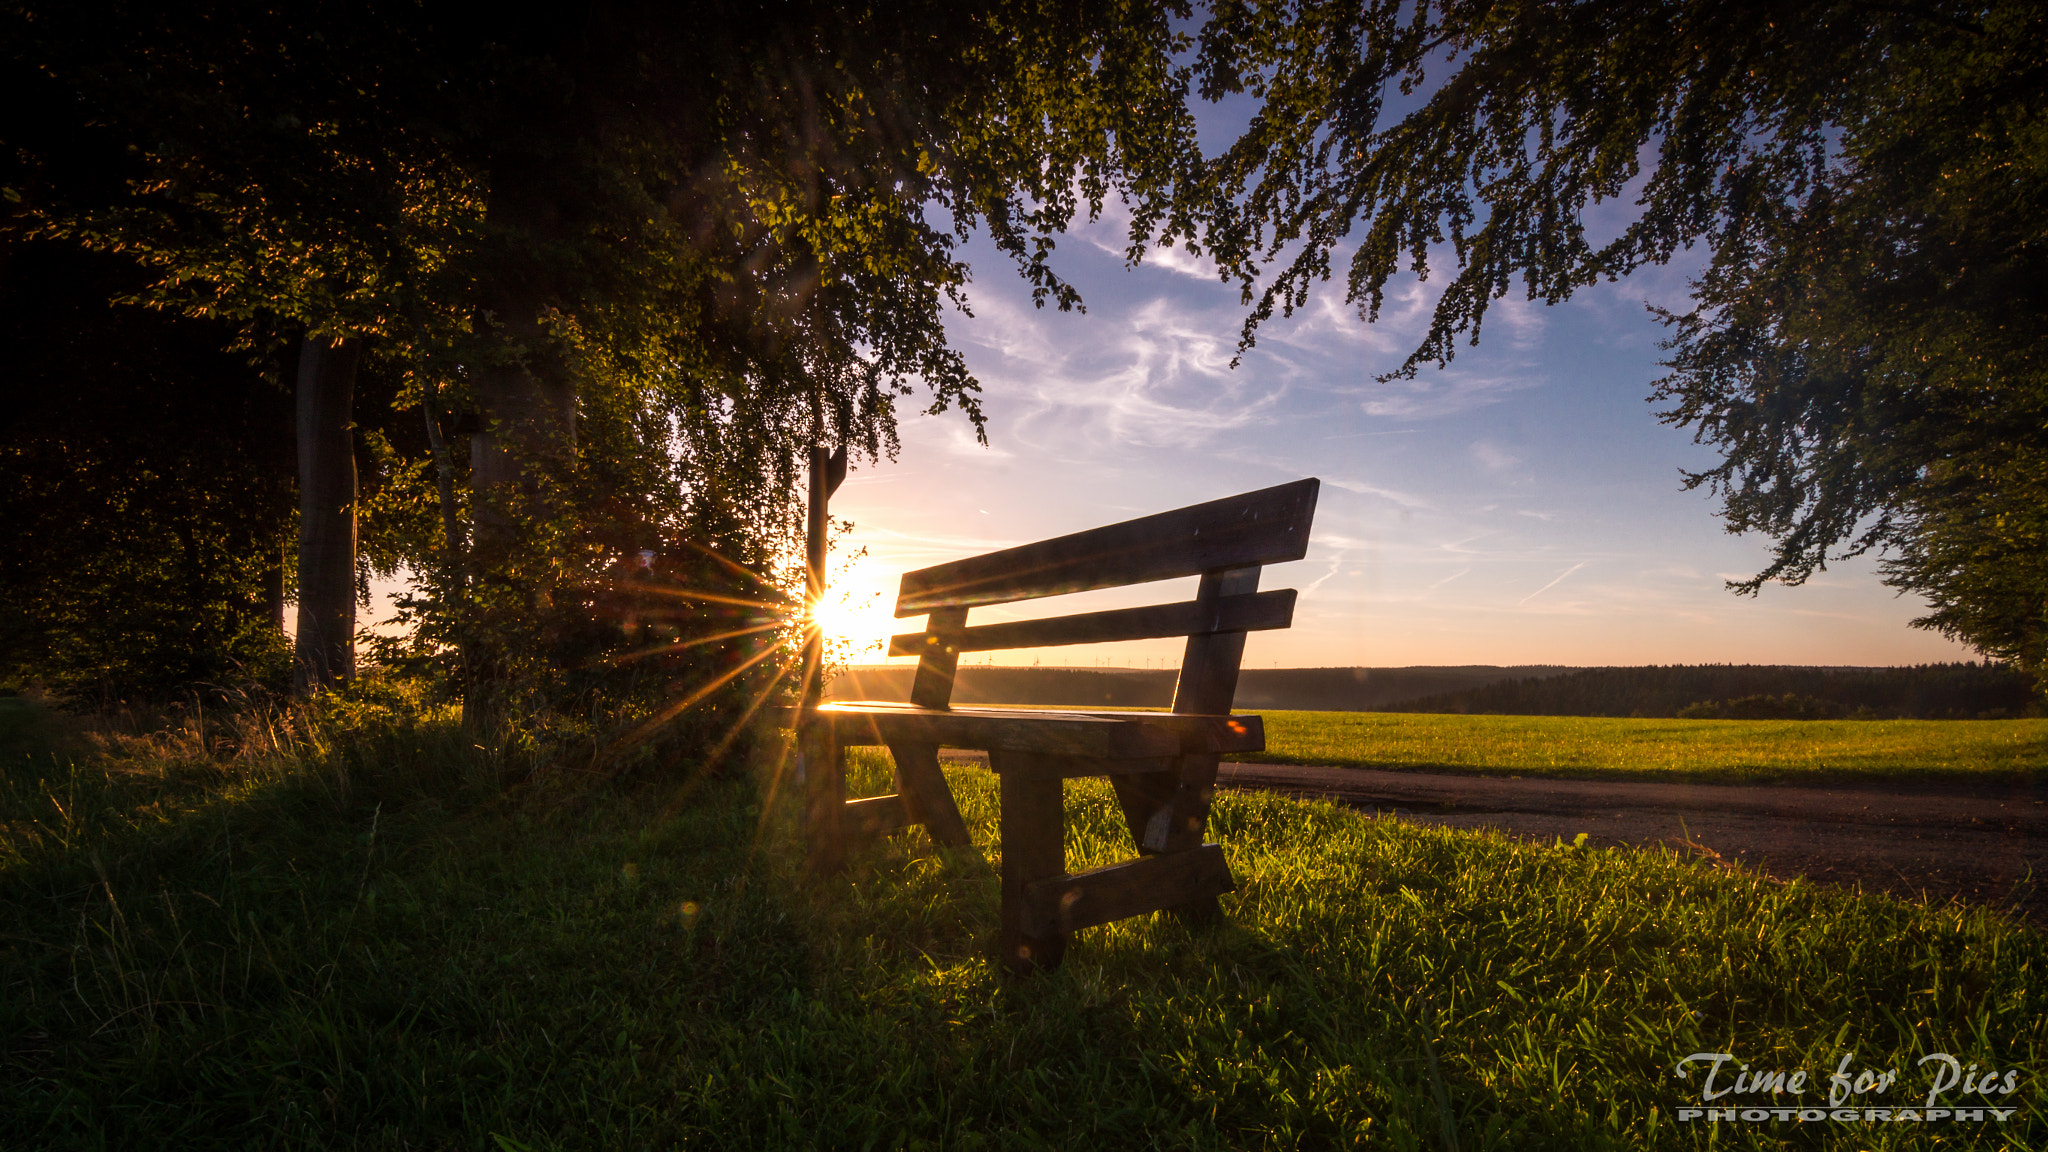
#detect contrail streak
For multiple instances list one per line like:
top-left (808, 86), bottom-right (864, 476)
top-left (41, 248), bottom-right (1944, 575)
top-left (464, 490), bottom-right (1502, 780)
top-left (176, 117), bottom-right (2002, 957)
top-left (1517, 561), bottom-right (1588, 606)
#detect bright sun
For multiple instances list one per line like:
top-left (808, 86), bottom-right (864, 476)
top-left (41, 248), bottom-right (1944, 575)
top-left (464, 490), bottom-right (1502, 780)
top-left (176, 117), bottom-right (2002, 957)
top-left (810, 583), bottom-right (896, 659)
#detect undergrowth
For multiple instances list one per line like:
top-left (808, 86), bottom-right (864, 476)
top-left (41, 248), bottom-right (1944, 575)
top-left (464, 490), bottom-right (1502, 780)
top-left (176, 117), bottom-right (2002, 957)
top-left (1, 692), bottom-right (2040, 1149)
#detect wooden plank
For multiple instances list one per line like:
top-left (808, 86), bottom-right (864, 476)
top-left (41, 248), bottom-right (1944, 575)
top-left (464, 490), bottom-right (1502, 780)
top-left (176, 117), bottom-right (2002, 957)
top-left (843, 793), bottom-right (913, 839)
top-left (908, 606), bottom-right (967, 708)
top-left (886, 743), bottom-right (972, 848)
top-left (896, 479), bottom-right (1319, 614)
top-left (887, 589), bottom-right (1296, 656)
top-left (821, 704), bottom-right (1263, 756)
top-left (1021, 845), bottom-right (1234, 936)
top-left (816, 703), bottom-right (1181, 759)
top-left (994, 752), bottom-right (1068, 976)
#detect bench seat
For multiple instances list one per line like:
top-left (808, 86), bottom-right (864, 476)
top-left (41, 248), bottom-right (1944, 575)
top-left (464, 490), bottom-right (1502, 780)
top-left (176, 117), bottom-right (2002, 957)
top-left (814, 702), bottom-right (1265, 761)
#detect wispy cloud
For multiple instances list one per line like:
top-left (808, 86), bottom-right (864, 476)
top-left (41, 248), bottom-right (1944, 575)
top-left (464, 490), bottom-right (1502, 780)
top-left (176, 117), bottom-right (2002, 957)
top-left (1486, 294), bottom-right (1549, 346)
top-left (1072, 200), bottom-right (1226, 282)
top-left (1143, 241), bottom-right (1226, 282)
top-left (1322, 476), bottom-right (1433, 509)
top-left (1359, 369), bottom-right (1544, 419)
top-left (966, 293), bottom-right (1291, 452)
top-left (1469, 439), bottom-right (1522, 472)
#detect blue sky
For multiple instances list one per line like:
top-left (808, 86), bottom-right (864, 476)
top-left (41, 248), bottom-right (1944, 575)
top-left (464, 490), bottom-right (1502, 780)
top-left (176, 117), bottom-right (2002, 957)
top-left (816, 197), bottom-right (1971, 671)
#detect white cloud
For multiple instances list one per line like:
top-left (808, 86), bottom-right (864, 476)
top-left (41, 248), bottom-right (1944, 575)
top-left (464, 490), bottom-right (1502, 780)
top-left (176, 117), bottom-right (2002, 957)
top-left (1486, 295), bottom-right (1549, 345)
top-left (1143, 241), bottom-right (1226, 282)
top-left (1469, 439), bottom-right (1522, 472)
top-left (1072, 199), bottom-right (1226, 282)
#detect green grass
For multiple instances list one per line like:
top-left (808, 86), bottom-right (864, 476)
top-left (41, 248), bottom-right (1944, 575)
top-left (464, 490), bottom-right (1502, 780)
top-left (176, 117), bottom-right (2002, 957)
top-left (1247, 710), bottom-right (2048, 784)
top-left (3, 692), bottom-right (2043, 1149)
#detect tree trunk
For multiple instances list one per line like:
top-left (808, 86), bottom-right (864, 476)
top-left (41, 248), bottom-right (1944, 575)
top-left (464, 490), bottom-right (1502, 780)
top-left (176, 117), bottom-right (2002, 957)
top-left (294, 333), bottom-right (361, 695)
top-left (459, 162), bottom-right (579, 727)
top-left (461, 289), bottom-right (577, 728)
top-left (467, 313), bottom-right (577, 548)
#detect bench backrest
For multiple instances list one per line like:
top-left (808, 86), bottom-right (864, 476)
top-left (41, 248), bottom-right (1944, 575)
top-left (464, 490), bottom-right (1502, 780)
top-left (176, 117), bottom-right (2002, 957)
top-left (889, 478), bottom-right (1319, 713)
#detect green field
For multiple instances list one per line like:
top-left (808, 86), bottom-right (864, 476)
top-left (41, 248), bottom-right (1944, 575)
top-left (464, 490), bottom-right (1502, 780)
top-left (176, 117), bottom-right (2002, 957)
top-left (1247, 710), bottom-right (2048, 784)
top-left (4, 694), bottom-right (2043, 1149)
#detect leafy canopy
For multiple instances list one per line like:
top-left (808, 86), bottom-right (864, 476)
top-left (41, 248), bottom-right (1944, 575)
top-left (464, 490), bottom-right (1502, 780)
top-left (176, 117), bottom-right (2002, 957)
top-left (1169, 0), bottom-right (2047, 684)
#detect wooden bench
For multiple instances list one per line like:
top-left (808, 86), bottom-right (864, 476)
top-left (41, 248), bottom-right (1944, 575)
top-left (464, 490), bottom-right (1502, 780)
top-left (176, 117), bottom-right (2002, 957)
top-left (802, 478), bottom-right (1319, 976)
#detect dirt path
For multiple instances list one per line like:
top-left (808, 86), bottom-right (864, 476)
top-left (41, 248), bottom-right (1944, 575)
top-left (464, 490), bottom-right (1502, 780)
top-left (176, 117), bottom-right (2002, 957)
top-left (1217, 763), bottom-right (2048, 926)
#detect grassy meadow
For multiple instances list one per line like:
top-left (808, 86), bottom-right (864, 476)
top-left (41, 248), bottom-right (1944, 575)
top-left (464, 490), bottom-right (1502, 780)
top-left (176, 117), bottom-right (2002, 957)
top-left (3, 691), bottom-right (2043, 1149)
top-left (1247, 710), bottom-right (2048, 785)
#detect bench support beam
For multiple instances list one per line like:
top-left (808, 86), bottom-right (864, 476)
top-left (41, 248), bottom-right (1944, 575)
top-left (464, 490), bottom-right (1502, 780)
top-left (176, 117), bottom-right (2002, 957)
top-left (1022, 844), bottom-right (1235, 937)
top-left (887, 742), bottom-right (972, 847)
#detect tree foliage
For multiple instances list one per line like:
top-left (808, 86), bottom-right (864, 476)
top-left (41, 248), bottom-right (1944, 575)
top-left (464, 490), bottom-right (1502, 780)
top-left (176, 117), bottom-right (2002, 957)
top-left (0, 243), bottom-right (295, 701)
top-left (1169, 0), bottom-right (2047, 687)
top-left (11, 0), bottom-right (1203, 443)
top-left (3, 1), bottom-right (1213, 715)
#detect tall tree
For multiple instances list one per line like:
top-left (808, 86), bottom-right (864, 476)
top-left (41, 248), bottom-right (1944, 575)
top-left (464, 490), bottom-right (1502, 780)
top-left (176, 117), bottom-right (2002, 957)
top-left (1165, 0), bottom-right (2047, 688)
top-left (294, 333), bottom-right (362, 693)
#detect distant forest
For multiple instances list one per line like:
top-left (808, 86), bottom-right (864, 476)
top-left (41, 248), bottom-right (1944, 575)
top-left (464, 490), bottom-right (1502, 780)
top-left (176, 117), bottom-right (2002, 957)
top-left (1382, 663), bottom-right (2038, 719)
top-left (829, 663), bottom-right (2038, 719)
top-left (827, 665), bottom-right (1574, 710)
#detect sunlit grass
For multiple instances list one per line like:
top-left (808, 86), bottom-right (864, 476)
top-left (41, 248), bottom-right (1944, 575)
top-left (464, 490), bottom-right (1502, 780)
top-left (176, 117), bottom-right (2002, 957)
top-left (3, 701), bottom-right (2041, 1149)
top-left (1245, 710), bottom-right (2048, 784)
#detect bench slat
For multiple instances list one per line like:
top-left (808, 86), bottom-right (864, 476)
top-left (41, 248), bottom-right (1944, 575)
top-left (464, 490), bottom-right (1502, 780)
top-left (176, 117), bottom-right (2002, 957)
top-left (887, 589), bottom-right (1296, 656)
top-left (895, 478), bottom-right (1319, 615)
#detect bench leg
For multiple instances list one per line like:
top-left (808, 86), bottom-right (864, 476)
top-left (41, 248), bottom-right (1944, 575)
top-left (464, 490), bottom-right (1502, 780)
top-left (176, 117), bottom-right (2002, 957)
top-left (887, 742), bottom-right (972, 848)
top-left (1158, 752), bottom-right (1223, 923)
top-left (1109, 753), bottom-right (1224, 923)
top-left (993, 753), bottom-right (1066, 976)
top-left (802, 727), bottom-right (845, 874)
top-left (1157, 752), bottom-right (1222, 853)
top-left (1110, 772), bottom-right (1178, 853)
